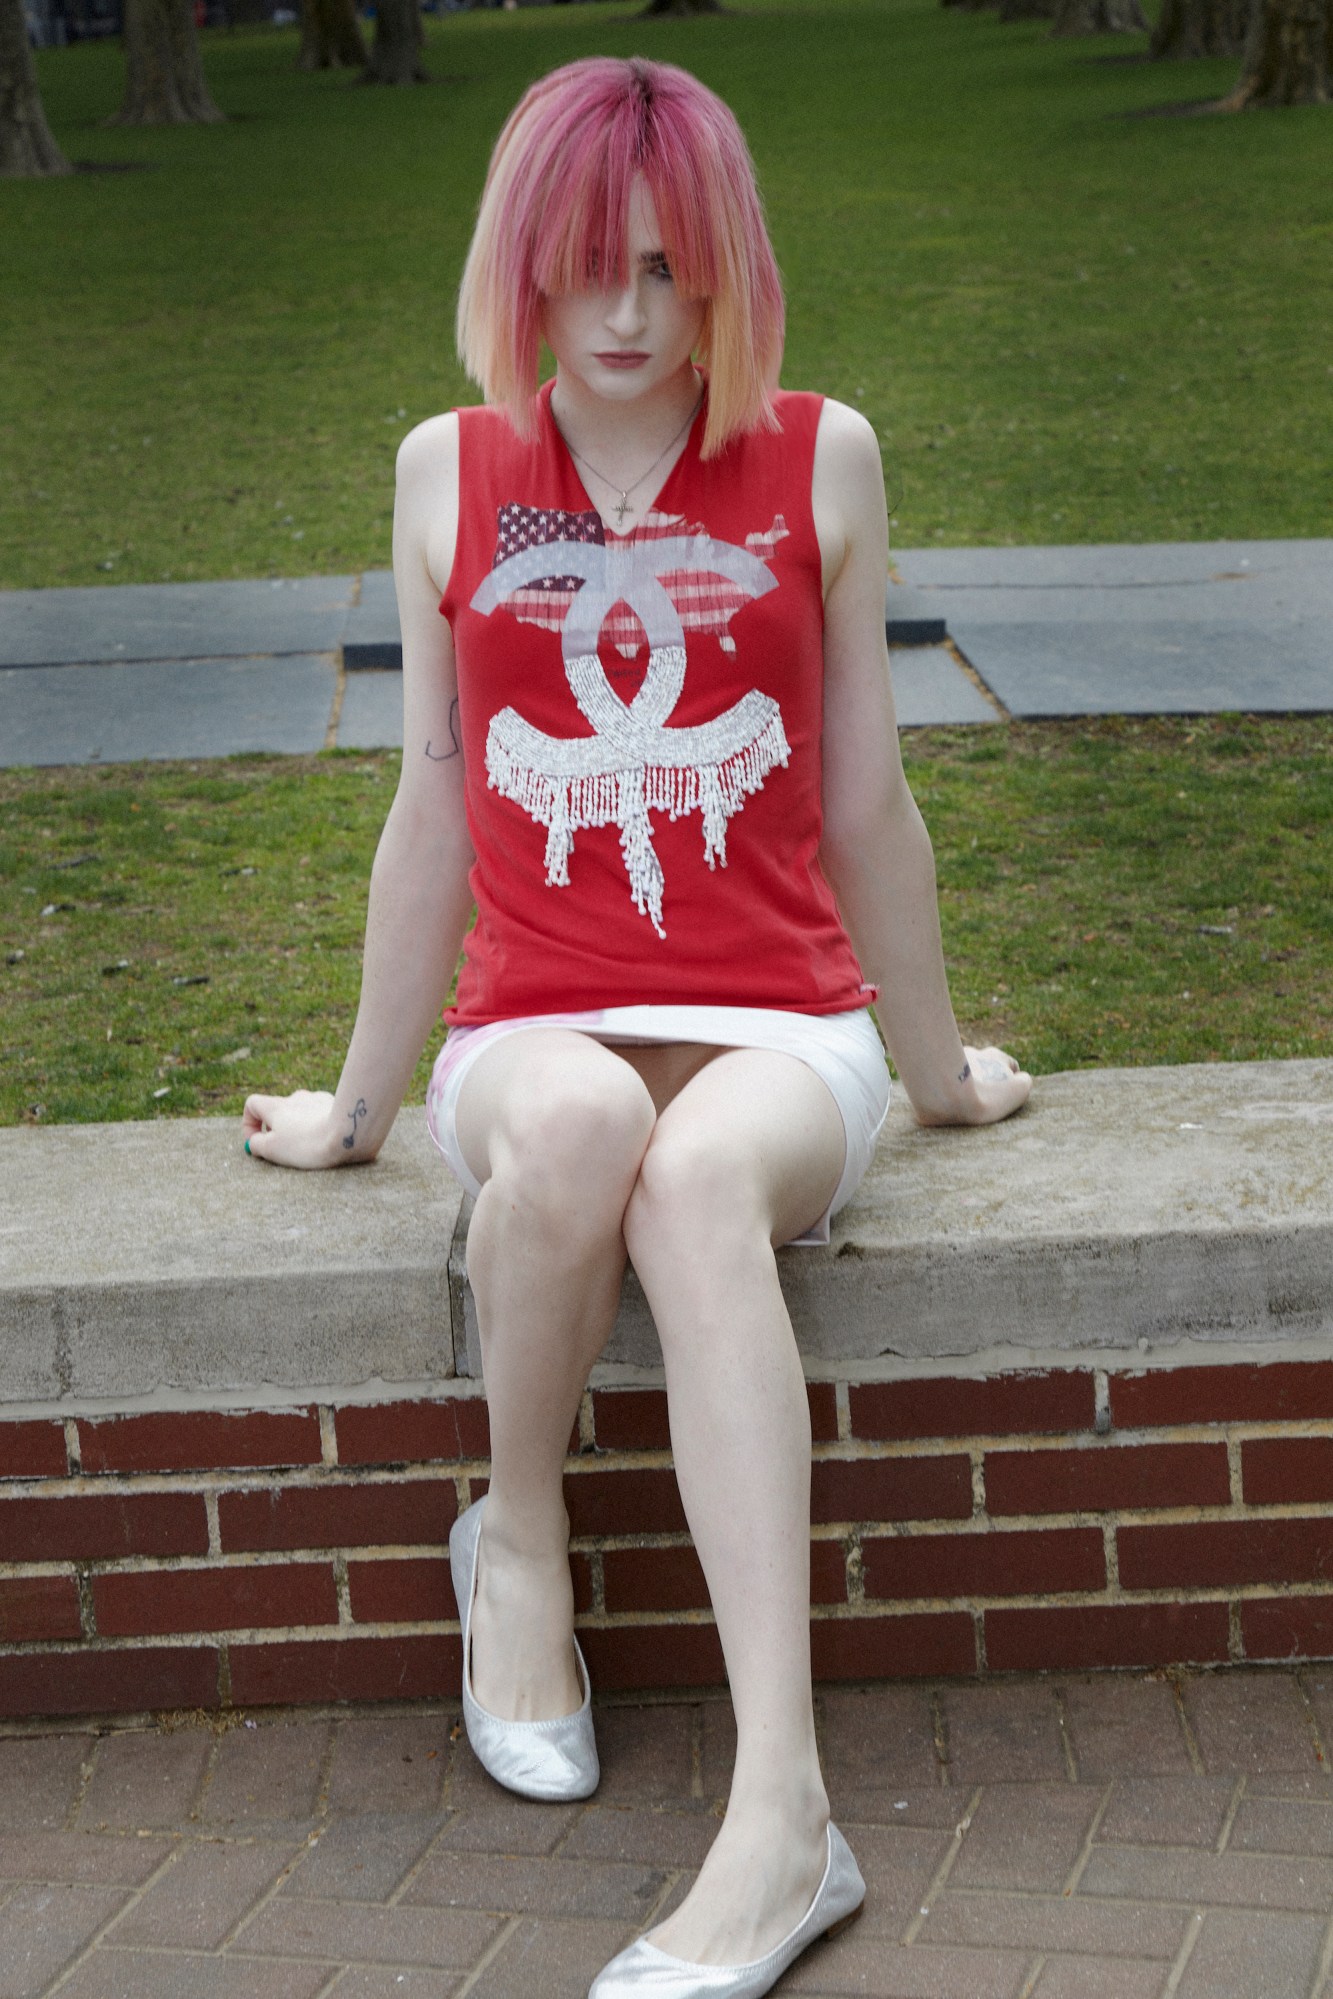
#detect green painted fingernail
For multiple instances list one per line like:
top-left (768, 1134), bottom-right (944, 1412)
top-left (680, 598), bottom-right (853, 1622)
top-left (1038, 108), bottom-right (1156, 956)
top-left (244, 1138), bottom-right (251, 1155)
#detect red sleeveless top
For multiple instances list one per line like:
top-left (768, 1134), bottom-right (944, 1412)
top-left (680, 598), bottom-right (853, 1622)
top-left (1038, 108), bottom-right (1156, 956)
top-left (440, 381), bottom-right (872, 1024)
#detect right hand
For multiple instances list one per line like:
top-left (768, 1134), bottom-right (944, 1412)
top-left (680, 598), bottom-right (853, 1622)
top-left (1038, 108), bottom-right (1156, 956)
top-left (242, 1089), bottom-right (344, 1170)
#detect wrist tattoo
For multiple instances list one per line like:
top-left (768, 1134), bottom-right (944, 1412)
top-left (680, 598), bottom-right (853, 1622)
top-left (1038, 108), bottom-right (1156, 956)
top-left (342, 1098), bottom-right (368, 1151)
top-left (958, 1061), bottom-right (971, 1084)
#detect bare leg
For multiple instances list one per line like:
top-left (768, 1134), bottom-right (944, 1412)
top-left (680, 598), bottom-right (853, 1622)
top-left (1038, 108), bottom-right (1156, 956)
top-left (454, 1030), bottom-right (657, 1721)
top-left (622, 1050), bottom-right (847, 1966)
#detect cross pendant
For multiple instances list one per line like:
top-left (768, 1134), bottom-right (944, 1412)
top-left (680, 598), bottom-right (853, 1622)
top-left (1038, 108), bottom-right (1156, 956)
top-left (612, 492), bottom-right (632, 526)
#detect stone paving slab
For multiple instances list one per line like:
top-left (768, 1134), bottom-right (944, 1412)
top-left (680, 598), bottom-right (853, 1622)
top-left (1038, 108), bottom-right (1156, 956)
top-left (944, 619), bottom-right (1332, 719)
top-left (1, 1669), bottom-right (1331, 1997)
top-left (342, 569), bottom-right (404, 671)
top-left (893, 539), bottom-right (1333, 720)
top-left (338, 667), bottom-right (405, 750)
top-left (5, 540), bottom-right (1330, 771)
top-left (0, 576), bottom-right (357, 669)
top-left (0, 654), bottom-right (337, 768)
top-left (889, 647), bottom-right (1001, 727)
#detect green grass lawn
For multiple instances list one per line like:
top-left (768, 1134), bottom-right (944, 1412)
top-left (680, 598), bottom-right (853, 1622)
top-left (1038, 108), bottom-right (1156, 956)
top-left (3, 717), bottom-right (1328, 1128)
top-left (3, 0), bottom-right (1332, 590)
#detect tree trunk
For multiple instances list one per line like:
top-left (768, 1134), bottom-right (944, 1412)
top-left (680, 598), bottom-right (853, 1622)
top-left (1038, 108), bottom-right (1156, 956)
top-left (297, 0), bottom-right (366, 70)
top-left (641, 0), bottom-right (724, 14)
top-left (1000, 0), bottom-right (1057, 21)
top-left (1151, 0), bottom-right (1253, 55)
top-left (0, 0), bottom-right (71, 174)
top-left (1219, 0), bottom-right (1331, 101)
top-left (113, 0), bottom-right (225, 123)
top-left (361, 0), bottom-right (428, 84)
top-left (1051, 0), bottom-right (1147, 30)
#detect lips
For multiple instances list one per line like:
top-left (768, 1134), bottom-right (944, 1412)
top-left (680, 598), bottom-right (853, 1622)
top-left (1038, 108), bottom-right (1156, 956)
top-left (594, 352), bottom-right (650, 368)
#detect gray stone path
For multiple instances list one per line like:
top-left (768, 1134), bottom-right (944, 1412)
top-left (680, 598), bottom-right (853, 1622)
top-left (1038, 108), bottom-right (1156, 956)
top-left (894, 539), bottom-right (1333, 719)
top-left (4, 1669), bottom-right (1333, 1998)
top-left (2, 539), bottom-right (1328, 769)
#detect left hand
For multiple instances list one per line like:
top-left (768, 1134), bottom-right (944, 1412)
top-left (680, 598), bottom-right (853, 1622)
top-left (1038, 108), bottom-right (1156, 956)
top-left (915, 1046), bottom-right (1032, 1127)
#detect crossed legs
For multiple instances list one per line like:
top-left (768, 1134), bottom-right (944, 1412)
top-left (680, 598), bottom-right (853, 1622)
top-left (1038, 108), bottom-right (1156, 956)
top-left (453, 1028), bottom-right (846, 1964)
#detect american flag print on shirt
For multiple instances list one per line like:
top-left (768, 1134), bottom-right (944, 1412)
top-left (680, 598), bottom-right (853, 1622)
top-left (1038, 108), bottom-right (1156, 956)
top-left (492, 504), bottom-right (790, 657)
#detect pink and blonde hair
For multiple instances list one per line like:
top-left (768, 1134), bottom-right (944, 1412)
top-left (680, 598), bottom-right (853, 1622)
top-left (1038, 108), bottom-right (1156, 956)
top-left (456, 57), bottom-right (785, 459)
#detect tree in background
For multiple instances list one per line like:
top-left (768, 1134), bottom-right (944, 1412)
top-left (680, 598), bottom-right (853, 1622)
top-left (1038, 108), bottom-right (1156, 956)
top-left (1051, 0), bottom-right (1147, 30)
top-left (112, 0), bottom-right (225, 123)
top-left (298, 0), bottom-right (367, 71)
top-left (1221, 0), bottom-right (1331, 100)
top-left (361, 0), bottom-right (428, 83)
top-left (641, 0), bottom-right (724, 14)
top-left (1000, 0), bottom-right (1056, 22)
top-left (1151, 0), bottom-right (1252, 56)
top-left (1, 0), bottom-right (70, 174)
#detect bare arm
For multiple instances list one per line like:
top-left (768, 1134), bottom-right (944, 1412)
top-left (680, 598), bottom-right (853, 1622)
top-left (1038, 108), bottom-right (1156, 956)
top-left (813, 400), bottom-right (1030, 1127)
top-left (243, 414), bottom-right (476, 1167)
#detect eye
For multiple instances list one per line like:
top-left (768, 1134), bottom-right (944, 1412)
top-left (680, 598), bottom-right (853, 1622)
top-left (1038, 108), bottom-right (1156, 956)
top-left (646, 256), bottom-right (674, 284)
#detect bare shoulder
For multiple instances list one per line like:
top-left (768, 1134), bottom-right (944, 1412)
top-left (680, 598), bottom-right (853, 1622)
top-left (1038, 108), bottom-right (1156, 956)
top-left (814, 397), bottom-right (884, 487)
top-left (812, 399), bottom-right (888, 591)
top-left (396, 411), bottom-right (459, 492)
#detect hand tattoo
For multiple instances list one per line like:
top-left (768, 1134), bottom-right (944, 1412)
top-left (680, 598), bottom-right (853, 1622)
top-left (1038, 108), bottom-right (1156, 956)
top-left (342, 1098), bottom-right (368, 1151)
top-left (424, 698), bottom-right (461, 763)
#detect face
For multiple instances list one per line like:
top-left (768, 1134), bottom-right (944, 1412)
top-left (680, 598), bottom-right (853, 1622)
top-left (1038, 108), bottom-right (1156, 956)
top-left (541, 181), bottom-right (706, 406)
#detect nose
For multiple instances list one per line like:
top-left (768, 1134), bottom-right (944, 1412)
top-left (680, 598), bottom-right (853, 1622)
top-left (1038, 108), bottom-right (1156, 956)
top-left (604, 277), bottom-right (647, 339)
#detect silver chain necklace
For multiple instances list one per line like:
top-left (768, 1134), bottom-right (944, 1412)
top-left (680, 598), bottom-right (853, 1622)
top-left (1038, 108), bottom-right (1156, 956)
top-left (555, 389), bottom-right (703, 528)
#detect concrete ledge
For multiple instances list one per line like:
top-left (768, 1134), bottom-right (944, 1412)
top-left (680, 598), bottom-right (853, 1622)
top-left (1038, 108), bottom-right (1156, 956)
top-left (1, 1115), bottom-right (457, 1405)
top-left (3, 1060), bottom-right (1330, 1415)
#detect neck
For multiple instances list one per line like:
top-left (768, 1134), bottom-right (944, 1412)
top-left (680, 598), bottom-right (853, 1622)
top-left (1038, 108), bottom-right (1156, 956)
top-left (548, 362), bottom-right (702, 468)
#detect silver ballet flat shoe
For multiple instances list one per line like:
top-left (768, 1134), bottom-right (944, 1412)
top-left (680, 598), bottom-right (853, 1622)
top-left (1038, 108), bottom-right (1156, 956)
top-left (448, 1496), bottom-right (599, 1802)
top-left (587, 1821), bottom-right (865, 1997)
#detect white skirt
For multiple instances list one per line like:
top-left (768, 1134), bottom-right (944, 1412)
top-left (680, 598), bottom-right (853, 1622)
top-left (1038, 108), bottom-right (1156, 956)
top-left (425, 1004), bottom-right (889, 1247)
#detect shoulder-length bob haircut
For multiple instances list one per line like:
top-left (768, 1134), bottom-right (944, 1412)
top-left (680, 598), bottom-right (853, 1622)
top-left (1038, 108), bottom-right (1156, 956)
top-left (456, 57), bottom-right (785, 460)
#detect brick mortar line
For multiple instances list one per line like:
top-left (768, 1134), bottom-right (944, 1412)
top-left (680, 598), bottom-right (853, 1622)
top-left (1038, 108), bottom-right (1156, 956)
top-left (1015, 1958), bottom-right (1045, 1999)
top-left (1053, 1685), bottom-right (1079, 1783)
top-left (1296, 1671), bottom-right (1331, 1768)
top-left (900, 1784), bottom-right (982, 1944)
top-left (1306, 1902), bottom-right (1333, 1999)
top-left (1061, 1782), bottom-right (1113, 1893)
top-left (1228, 1602), bottom-right (1244, 1662)
top-left (0, 1465), bottom-right (475, 1497)
top-left (1214, 1774), bottom-right (1247, 1854)
top-left (9, 1504), bottom-right (1333, 1591)
top-left (13, 1576), bottom-right (1333, 1656)
top-left (1162, 1910), bottom-right (1205, 1996)
top-left (14, 1398), bottom-right (1333, 1438)
top-left (43, 1841), bottom-right (182, 1995)
top-left (452, 1913), bottom-right (523, 1998)
top-left (66, 1731), bottom-right (100, 1829)
top-left (383, 1799), bottom-right (471, 1908)
top-left (317, 1408), bottom-right (338, 1468)
top-left (210, 1821), bottom-right (325, 1955)
top-left (10, 1423), bottom-right (1333, 1490)
top-left (1170, 1673), bottom-right (1207, 1776)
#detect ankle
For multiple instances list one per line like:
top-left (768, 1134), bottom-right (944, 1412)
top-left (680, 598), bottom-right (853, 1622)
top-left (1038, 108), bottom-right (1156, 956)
top-left (724, 1763), bottom-right (829, 1840)
top-left (478, 1494), bottom-right (571, 1568)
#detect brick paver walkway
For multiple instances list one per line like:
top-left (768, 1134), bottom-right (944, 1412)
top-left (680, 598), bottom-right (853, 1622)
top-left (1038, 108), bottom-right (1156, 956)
top-left (3, 1669), bottom-right (1333, 1998)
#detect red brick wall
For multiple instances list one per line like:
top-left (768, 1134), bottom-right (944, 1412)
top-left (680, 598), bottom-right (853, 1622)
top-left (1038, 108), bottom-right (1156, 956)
top-left (2, 1360), bottom-right (1332, 1717)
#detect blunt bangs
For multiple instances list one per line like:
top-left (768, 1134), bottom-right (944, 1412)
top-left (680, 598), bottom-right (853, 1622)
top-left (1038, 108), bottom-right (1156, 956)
top-left (456, 58), bottom-right (785, 458)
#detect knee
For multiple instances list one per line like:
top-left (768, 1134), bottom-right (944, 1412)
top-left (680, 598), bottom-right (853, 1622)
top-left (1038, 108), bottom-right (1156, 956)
top-left (624, 1126), bottom-right (768, 1273)
top-left (489, 1058), bottom-right (656, 1230)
